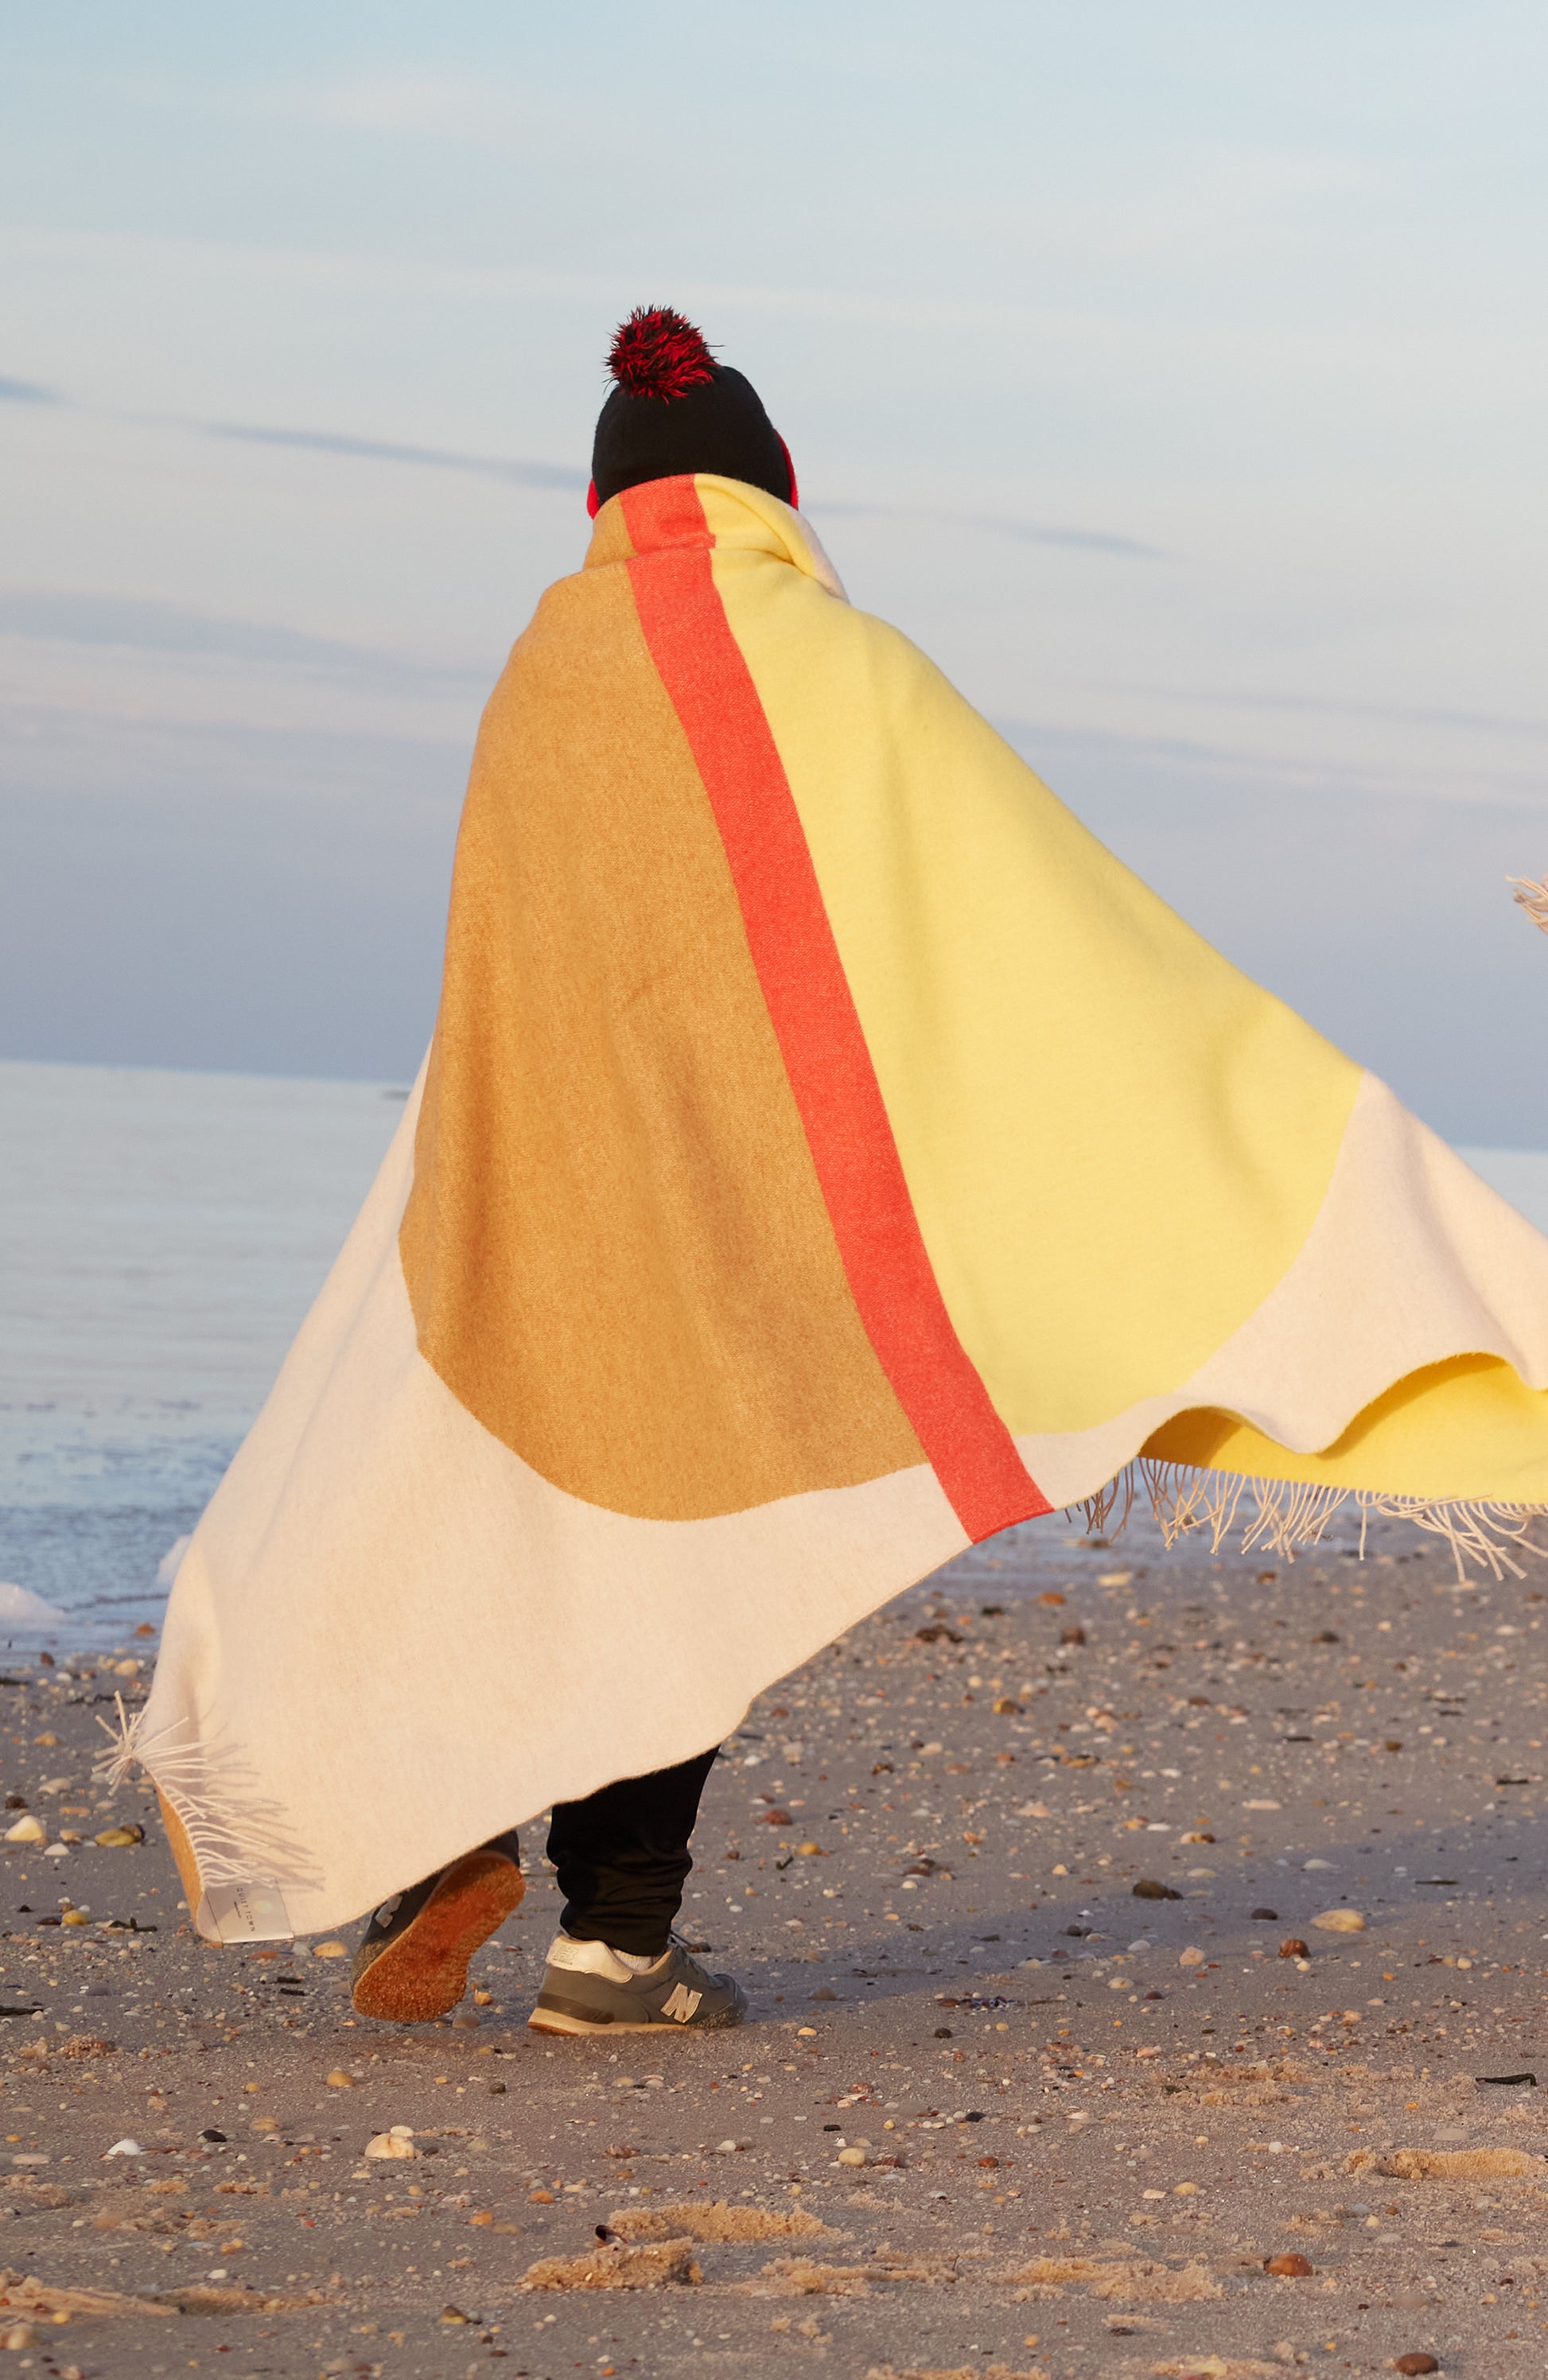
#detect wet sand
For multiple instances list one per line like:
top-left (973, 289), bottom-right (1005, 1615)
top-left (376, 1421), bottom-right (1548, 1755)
top-left (3, 1507), bottom-right (1546, 2378)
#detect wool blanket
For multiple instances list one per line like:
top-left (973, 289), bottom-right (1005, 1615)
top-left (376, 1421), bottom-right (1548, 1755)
top-left (132, 474), bottom-right (1548, 1943)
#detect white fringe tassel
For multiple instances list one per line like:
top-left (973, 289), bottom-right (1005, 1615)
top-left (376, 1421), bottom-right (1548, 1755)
top-left (1509, 873), bottom-right (1548, 935)
top-left (95, 1698), bottom-right (318, 1896)
top-left (1077, 1459), bottom-right (1548, 1585)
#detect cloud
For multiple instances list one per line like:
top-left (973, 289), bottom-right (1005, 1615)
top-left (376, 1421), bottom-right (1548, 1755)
top-left (204, 418), bottom-right (587, 492)
top-left (196, 416), bottom-right (1155, 555)
top-left (1072, 677), bottom-right (1548, 746)
top-left (819, 500), bottom-right (1161, 558)
top-left (0, 375), bottom-right (61, 405)
top-left (994, 710), bottom-right (1548, 813)
top-left (0, 588), bottom-right (486, 684)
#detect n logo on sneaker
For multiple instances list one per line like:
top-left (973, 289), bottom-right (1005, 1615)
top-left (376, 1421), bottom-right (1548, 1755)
top-left (660, 1981), bottom-right (703, 2024)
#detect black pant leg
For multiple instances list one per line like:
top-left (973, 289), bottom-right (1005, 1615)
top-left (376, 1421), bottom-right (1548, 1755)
top-left (546, 1747), bottom-right (719, 1958)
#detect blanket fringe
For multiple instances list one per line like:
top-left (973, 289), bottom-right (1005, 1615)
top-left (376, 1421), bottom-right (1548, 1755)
top-left (1076, 1459), bottom-right (1548, 1585)
top-left (95, 1699), bottom-right (318, 1896)
top-left (1508, 873), bottom-right (1548, 935)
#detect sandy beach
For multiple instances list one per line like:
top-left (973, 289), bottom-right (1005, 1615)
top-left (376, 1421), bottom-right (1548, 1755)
top-left (2, 1504), bottom-right (1544, 2378)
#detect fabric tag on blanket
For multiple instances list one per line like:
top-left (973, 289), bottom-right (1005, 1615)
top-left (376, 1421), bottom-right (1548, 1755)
top-left (196, 1880), bottom-right (293, 1944)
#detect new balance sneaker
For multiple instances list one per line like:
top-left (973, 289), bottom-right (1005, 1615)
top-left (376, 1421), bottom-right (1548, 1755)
top-left (351, 1830), bottom-right (523, 2023)
top-left (527, 1931), bottom-right (748, 2035)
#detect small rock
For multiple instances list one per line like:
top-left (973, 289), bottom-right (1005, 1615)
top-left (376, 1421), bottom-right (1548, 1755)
top-left (251, 2116), bottom-right (280, 2133)
top-left (325, 2069), bottom-right (356, 2088)
top-left (836, 2147), bottom-right (867, 2166)
top-left (364, 2126), bottom-right (416, 2160)
top-left (102, 2138), bottom-right (145, 2158)
top-left (312, 1939), bottom-right (348, 1958)
top-left (438, 2305), bottom-right (471, 2324)
top-left (1393, 2358), bottom-right (1440, 2376)
top-left (0, 2323), bottom-right (37, 2351)
top-left (1133, 1878), bottom-right (1181, 1901)
top-left (994, 1695), bottom-right (1025, 1714)
top-left (1178, 1946), bottom-right (1206, 1968)
top-left (1250, 1908), bottom-right (1279, 1922)
top-left (1312, 1908), bottom-right (1365, 1933)
top-left (1279, 1938), bottom-right (1311, 1960)
top-left (94, 1824), bottom-right (145, 1849)
top-left (761, 1808), bottom-right (793, 1826)
top-left (201, 2128), bottom-right (227, 2143)
top-left (1059, 1626), bottom-right (1086, 1647)
top-left (811, 1987), bottom-right (837, 2001)
top-left (452, 2012), bottom-right (480, 2030)
top-left (1265, 2251), bottom-right (1314, 2277)
top-left (4, 1816), bottom-right (44, 1845)
top-left (796, 1842), bottom-right (823, 1857)
top-left (473, 1989), bottom-right (494, 2005)
top-left (715, 2138), bottom-right (740, 2154)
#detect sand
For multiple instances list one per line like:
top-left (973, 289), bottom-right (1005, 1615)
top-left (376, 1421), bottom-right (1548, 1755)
top-left (2, 1505), bottom-right (1546, 2376)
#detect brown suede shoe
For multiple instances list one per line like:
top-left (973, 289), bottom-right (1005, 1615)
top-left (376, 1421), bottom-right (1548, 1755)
top-left (351, 1830), bottom-right (523, 2023)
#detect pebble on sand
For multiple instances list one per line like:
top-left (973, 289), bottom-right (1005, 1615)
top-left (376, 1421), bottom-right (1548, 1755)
top-left (1392, 2357), bottom-right (1441, 2376)
top-left (1265, 2251), bottom-right (1315, 2277)
top-left (4, 1815), bottom-right (44, 1844)
top-left (365, 2126), bottom-right (416, 2160)
top-left (1178, 1946), bottom-right (1206, 1968)
top-left (93, 1824), bottom-right (144, 1849)
top-left (102, 2139), bottom-right (145, 2158)
top-left (312, 1939), bottom-right (348, 1958)
top-left (1312, 1909), bottom-right (1365, 1933)
top-left (836, 2147), bottom-right (868, 2166)
top-left (325, 2069), bottom-right (356, 2088)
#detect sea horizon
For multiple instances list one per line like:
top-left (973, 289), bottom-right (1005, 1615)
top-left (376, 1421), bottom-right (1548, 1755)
top-left (2, 1053), bottom-right (1546, 1648)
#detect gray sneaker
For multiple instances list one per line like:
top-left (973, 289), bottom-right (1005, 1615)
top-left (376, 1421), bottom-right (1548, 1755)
top-left (528, 1932), bottom-right (748, 2035)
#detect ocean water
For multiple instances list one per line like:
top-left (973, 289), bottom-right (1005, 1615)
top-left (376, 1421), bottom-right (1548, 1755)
top-left (1, 1057), bottom-right (1546, 1647)
top-left (0, 1060), bottom-right (405, 1645)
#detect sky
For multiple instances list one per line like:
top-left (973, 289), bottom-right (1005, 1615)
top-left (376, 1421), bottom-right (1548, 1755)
top-left (2, 2), bottom-right (1546, 1141)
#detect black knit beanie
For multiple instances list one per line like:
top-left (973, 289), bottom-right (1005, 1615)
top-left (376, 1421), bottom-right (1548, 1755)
top-left (590, 306), bottom-right (794, 510)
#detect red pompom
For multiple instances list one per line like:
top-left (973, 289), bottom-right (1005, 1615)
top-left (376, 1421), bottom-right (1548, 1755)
top-left (608, 305), bottom-right (716, 402)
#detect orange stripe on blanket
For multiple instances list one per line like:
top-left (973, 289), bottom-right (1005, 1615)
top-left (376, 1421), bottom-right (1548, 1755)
top-left (620, 475), bottom-right (1050, 1543)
